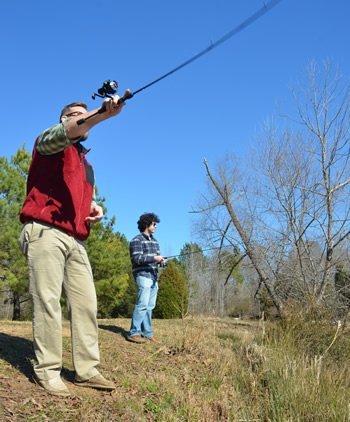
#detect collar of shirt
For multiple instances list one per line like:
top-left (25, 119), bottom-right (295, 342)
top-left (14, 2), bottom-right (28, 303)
top-left (141, 232), bottom-right (154, 241)
top-left (76, 141), bottom-right (91, 155)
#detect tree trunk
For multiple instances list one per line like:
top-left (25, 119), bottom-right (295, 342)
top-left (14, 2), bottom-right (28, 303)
top-left (204, 160), bottom-right (283, 317)
top-left (12, 292), bottom-right (21, 321)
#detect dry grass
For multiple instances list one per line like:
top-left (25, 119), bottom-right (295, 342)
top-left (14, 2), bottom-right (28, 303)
top-left (0, 316), bottom-right (349, 421)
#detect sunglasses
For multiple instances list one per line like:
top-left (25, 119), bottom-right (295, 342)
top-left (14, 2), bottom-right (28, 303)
top-left (65, 111), bottom-right (84, 117)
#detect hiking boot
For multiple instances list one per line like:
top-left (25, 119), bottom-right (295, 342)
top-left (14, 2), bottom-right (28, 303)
top-left (126, 335), bottom-right (146, 344)
top-left (74, 374), bottom-right (116, 391)
top-left (36, 376), bottom-right (71, 397)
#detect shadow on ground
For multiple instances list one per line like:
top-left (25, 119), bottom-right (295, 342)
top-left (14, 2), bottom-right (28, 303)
top-left (98, 324), bottom-right (129, 339)
top-left (0, 332), bottom-right (34, 380)
top-left (0, 332), bottom-right (76, 383)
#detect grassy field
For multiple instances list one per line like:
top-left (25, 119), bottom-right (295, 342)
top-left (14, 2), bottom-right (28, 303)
top-left (0, 316), bottom-right (349, 421)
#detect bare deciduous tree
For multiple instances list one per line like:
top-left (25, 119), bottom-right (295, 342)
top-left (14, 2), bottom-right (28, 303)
top-left (194, 62), bottom-right (350, 317)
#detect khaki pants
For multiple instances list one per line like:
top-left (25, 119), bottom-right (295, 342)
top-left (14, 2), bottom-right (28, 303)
top-left (19, 221), bottom-right (99, 381)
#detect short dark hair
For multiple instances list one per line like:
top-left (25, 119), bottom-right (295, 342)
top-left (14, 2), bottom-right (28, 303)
top-left (59, 102), bottom-right (88, 122)
top-left (137, 213), bottom-right (160, 232)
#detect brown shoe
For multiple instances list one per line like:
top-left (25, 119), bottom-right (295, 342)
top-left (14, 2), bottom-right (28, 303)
top-left (145, 337), bottom-right (160, 344)
top-left (127, 335), bottom-right (146, 344)
top-left (74, 374), bottom-right (116, 391)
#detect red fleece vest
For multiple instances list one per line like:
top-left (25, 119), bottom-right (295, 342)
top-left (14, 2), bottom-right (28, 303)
top-left (20, 142), bottom-right (94, 240)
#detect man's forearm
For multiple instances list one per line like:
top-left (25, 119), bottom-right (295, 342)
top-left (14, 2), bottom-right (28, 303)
top-left (64, 97), bottom-right (123, 141)
top-left (63, 108), bottom-right (110, 140)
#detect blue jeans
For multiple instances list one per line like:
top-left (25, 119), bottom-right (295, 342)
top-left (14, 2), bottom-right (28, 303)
top-left (129, 276), bottom-right (158, 338)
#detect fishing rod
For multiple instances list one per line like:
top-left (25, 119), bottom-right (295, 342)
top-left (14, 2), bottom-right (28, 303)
top-left (161, 247), bottom-right (246, 286)
top-left (164, 245), bottom-right (234, 260)
top-left (77, 0), bottom-right (283, 126)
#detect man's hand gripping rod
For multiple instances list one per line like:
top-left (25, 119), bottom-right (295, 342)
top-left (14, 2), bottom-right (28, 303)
top-left (77, 80), bottom-right (133, 125)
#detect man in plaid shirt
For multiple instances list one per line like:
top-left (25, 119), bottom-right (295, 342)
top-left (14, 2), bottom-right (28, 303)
top-left (128, 213), bottom-right (164, 343)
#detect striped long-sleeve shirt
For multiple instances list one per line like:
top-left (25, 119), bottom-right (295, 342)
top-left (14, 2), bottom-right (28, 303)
top-left (129, 233), bottom-right (161, 281)
top-left (36, 123), bottom-right (72, 155)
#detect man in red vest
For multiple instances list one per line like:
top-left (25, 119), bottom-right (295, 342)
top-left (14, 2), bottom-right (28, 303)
top-left (19, 97), bottom-right (123, 396)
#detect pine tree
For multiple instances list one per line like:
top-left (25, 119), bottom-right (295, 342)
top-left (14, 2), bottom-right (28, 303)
top-left (0, 147), bottom-right (31, 320)
top-left (154, 260), bottom-right (188, 318)
top-left (0, 147), bottom-right (132, 319)
top-left (86, 205), bottom-right (132, 318)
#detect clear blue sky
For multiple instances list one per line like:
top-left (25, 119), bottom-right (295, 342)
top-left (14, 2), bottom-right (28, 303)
top-left (1, 1), bottom-right (349, 256)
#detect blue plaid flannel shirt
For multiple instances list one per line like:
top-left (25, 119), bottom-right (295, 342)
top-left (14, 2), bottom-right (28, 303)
top-left (129, 233), bottom-right (160, 281)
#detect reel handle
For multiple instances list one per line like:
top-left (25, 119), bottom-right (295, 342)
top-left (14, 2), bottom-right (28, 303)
top-left (77, 89), bottom-right (133, 125)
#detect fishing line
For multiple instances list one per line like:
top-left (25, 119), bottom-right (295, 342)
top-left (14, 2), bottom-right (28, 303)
top-left (164, 245), bottom-right (234, 260)
top-left (133, 0), bottom-right (283, 96)
top-left (78, 0), bottom-right (283, 125)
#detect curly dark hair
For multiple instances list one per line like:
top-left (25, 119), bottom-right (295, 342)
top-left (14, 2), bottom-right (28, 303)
top-left (137, 213), bottom-right (160, 232)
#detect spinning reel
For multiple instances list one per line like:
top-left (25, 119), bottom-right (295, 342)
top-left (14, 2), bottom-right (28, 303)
top-left (92, 79), bottom-right (133, 102)
top-left (77, 80), bottom-right (133, 125)
top-left (92, 80), bottom-right (119, 100)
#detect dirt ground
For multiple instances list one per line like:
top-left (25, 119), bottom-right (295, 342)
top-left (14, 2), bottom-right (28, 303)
top-left (0, 318), bottom-right (257, 421)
